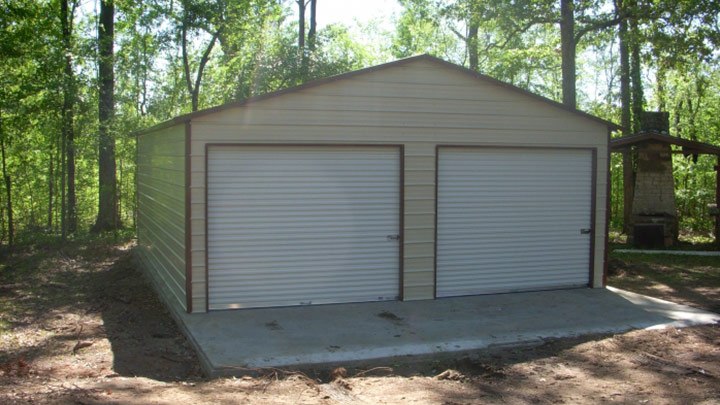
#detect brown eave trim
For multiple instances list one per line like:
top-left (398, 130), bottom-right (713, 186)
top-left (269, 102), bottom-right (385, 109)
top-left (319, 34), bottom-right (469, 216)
top-left (160, 56), bottom-right (434, 124)
top-left (424, 57), bottom-right (621, 131)
top-left (135, 54), bottom-right (620, 134)
top-left (184, 122), bottom-right (193, 313)
top-left (133, 118), bottom-right (190, 137)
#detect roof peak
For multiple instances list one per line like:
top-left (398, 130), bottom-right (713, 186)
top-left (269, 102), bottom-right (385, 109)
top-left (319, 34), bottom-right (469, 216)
top-left (136, 55), bottom-right (619, 136)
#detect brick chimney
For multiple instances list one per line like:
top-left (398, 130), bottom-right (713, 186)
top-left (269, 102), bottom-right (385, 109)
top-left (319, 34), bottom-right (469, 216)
top-left (639, 111), bottom-right (670, 134)
top-left (629, 112), bottom-right (678, 248)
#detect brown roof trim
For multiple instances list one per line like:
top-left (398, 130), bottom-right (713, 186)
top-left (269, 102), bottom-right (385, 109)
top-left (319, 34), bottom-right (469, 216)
top-left (422, 56), bottom-right (621, 131)
top-left (136, 54), bottom-right (620, 135)
top-left (611, 132), bottom-right (720, 155)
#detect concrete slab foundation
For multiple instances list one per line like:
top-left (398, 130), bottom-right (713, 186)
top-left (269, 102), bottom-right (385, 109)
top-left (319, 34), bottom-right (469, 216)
top-left (169, 287), bottom-right (720, 377)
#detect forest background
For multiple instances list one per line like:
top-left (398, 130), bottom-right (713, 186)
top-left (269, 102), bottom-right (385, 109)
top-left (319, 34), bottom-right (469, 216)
top-left (1, 0), bottom-right (718, 245)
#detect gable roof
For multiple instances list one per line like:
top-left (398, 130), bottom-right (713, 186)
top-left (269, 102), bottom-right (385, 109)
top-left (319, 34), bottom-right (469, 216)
top-left (137, 54), bottom-right (621, 135)
top-left (611, 131), bottom-right (720, 155)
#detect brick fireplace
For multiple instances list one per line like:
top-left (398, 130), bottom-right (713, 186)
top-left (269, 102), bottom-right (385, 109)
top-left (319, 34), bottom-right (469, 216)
top-left (628, 113), bottom-right (678, 248)
top-left (612, 112), bottom-right (720, 249)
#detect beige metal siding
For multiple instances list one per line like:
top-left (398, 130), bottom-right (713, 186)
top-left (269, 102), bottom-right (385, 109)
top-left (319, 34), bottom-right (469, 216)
top-left (186, 58), bottom-right (608, 312)
top-left (136, 124), bottom-right (186, 312)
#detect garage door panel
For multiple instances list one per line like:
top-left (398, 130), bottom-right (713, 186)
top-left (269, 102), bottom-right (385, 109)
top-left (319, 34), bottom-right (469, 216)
top-left (207, 146), bottom-right (401, 309)
top-left (437, 147), bottom-right (593, 297)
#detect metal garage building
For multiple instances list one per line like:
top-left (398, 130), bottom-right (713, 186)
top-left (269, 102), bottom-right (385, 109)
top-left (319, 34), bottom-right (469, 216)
top-left (135, 55), bottom-right (618, 314)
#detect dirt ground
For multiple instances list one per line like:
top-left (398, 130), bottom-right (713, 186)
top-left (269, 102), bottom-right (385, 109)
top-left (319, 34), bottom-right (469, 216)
top-left (0, 239), bottom-right (719, 404)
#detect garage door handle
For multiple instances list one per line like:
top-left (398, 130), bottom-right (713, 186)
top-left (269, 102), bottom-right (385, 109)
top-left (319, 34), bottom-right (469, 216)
top-left (387, 234), bottom-right (401, 241)
top-left (580, 228), bottom-right (592, 235)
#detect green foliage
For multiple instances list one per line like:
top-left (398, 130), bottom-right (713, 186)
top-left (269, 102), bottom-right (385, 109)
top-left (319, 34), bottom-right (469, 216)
top-left (0, 0), bottom-right (719, 244)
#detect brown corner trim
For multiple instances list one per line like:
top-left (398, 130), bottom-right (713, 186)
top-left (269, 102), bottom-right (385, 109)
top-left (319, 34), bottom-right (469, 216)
top-left (433, 145), bottom-right (600, 297)
top-left (589, 148), bottom-right (598, 287)
top-left (603, 129), bottom-right (612, 287)
top-left (204, 143), bottom-right (210, 313)
top-left (398, 145), bottom-right (405, 301)
top-left (185, 122), bottom-right (193, 314)
top-left (433, 145), bottom-right (440, 299)
top-left (203, 143), bottom-right (405, 310)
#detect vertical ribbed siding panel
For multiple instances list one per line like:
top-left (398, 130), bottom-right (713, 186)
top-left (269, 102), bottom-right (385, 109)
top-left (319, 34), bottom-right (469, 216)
top-left (436, 148), bottom-right (593, 297)
top-left (136, 125), bottom-right (186, 311)
top-left (207, 146), bottom-right (401, 309)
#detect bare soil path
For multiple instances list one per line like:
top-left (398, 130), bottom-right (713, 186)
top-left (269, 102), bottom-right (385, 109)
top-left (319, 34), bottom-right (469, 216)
top-left (0, 239), bottom-right (718, 404)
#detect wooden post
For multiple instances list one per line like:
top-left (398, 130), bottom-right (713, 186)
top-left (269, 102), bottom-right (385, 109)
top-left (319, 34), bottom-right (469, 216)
top-left (716, 156), bottom-right (720, 248)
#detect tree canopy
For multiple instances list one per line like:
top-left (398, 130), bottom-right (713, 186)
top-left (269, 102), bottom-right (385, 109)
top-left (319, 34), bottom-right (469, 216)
top-left (0, 0), bottom-right (718, 244)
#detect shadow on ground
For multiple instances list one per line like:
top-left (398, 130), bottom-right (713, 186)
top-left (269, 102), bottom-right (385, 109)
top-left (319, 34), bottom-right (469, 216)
top-left (0, 240), bottom-right (201, 381)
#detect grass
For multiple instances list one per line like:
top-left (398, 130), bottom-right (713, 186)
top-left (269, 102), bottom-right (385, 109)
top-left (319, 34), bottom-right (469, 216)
top-left (608, 250), bottom-right (720, 313)
top-left (609, 229), bottom-right (718, 251)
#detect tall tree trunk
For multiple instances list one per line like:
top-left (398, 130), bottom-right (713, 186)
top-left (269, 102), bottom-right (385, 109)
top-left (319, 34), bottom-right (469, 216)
top-left (560, 0), bottom-right (576, 107)
top-left (93, 0), bottom-right (119, 232)
top-left (297, 0), bottom-right (306, 49)
top-left (60, 102), bottom-right (67, 238)
top-left (308, 0), bottom-right (317, 50)
top-left (47, 150), bottom-right (53, 230)
top-left (618, 0), bottom-right (634, 234)
top-left (468, 19), bottom-right (479, 70)
top-left (61, 0), bottom-right (76, 234)
top-left (629, 17), bottom-right (644, 133)
top-left (56, 132), bottom-right (63, 233)
top-left (656, 57), bottom-right (667, 112)
top-left (0, 108), bottom-right (13, 247)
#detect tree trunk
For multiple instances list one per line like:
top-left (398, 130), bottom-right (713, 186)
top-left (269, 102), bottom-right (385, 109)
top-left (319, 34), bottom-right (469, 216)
top-left (0, 108), bottom-right (13, 247)
top-left (47, 150), bottom-right (53, 230)
top-left (560, 0), bottom-right (576, 107)
top-left (618, 0), bottom-right (634, 234)
top-left (308, 0), bottom-right (317, 50)
top-left (60, 101), bottom-right (67, 238)
top-left (656, 56), bottom-right (666, 112)
top-left (629, 16), bottom-right (644, 133)
top-left (181, 17), bottom-right (219, 112)
top-left (468, 19), bottom-right (479, 70)
top-left (93, 0), bottom-right (119, 232)
top-left (297, 0), bottom-right (306, 49)
top-left (61, 0), bottom-right (76, 234)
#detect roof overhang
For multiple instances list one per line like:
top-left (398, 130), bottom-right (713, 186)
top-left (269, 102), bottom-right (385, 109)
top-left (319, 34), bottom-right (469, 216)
top-left (611, 132), bottom-right (720, 156)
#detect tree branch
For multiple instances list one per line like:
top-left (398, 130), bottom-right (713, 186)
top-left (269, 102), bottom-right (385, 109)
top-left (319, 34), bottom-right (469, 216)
top-left (181, 20), bottom-right (193, 97)
top-left (449, 26), bottom-right (467, 41)
top-left (574, 15), bottom-right (625, 44)
top-left (485, 17), bottom-right (558, 53)
top-left (193, 29), bottom-right (221, 102)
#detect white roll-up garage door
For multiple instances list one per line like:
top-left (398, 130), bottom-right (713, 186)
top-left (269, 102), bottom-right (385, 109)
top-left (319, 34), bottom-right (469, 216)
top-left (436, 147), bottom-right (593, 297)
top-left (207, 145), bottom-right (401, 310)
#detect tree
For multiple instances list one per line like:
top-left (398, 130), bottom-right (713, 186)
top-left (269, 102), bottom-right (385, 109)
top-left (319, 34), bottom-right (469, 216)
top-left (0, 107), bottom-right (12, 246)
top-left (181, 0), bottom-right (222, 112)
top-left (93, 0), bottom-right (120, 232)
top-left (60, 0), bottom-right (78, 235)
top-left (308, 0), bottom-right (317, 50)
top-left (617, 0), bottom-right (634, 233)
